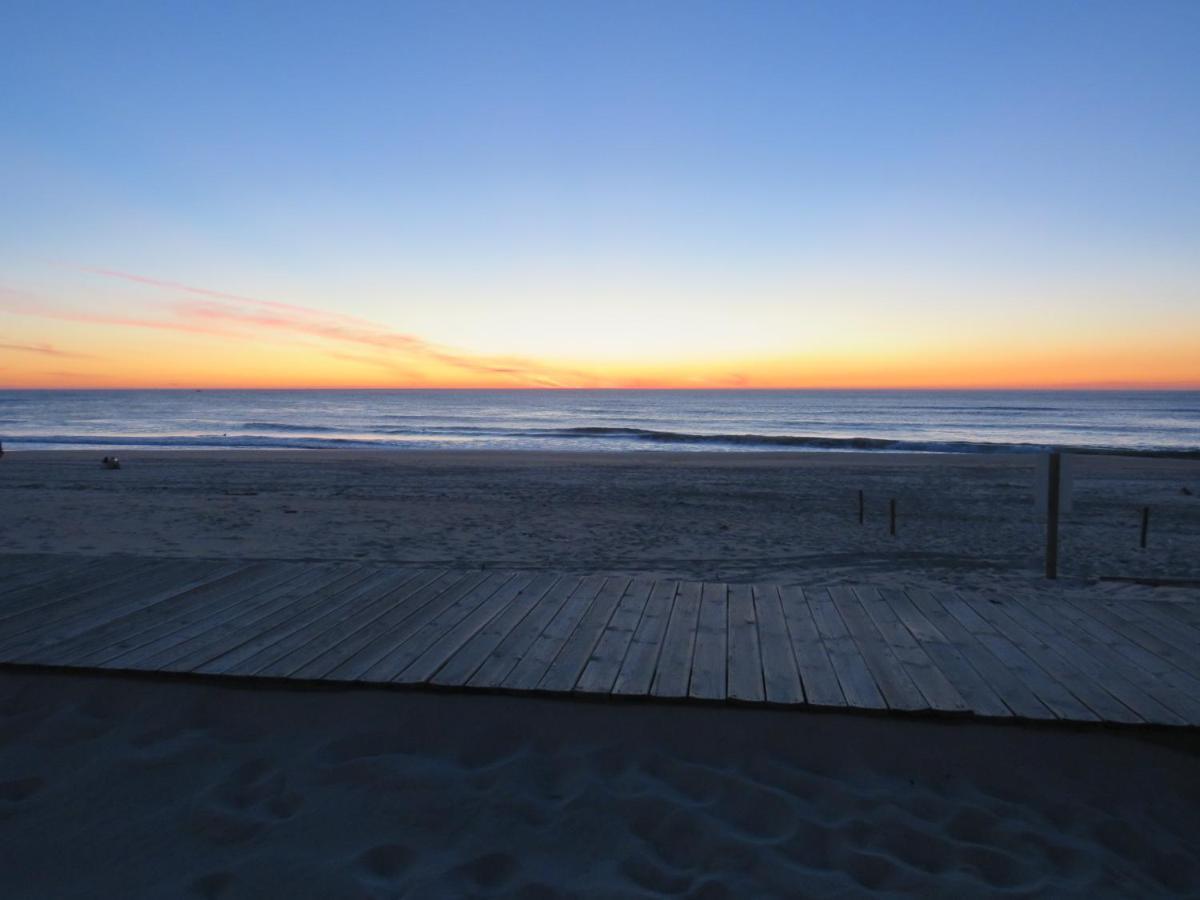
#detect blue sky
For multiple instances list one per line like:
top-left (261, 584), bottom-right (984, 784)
top-left (1, 1), bottom-right (1198, 387)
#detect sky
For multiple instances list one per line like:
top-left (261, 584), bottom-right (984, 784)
top-left (1, 0), bottom-right (1198, 389)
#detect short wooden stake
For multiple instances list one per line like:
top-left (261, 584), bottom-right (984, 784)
top-left (1045, 452), bottom-right (1060, 579)
top-left (889, 498), bottom-right (896, 536)
top-left (1140, 506), bottom-right (1150, 549)
top-left (858, 490), bottom-right (864, 525)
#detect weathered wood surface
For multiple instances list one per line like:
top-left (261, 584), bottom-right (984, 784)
top-left (2, 553), bottom-right (1199, 729)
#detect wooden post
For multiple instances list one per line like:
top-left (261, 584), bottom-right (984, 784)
top-left (889, 498), bottom-right (896, 536)
top-left (1140, 506), bottom-right (1150, 549)
top-left (1045, 451), bottom-right (1060, 579)
top-left (858, 490), bottom-right (864, 525)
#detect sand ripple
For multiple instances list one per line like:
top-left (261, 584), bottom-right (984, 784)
top-left (1, 671), bottom-right (1198, 898)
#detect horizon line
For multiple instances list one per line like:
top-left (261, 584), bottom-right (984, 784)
top-left (2, 384), bottom-right (1198, 392)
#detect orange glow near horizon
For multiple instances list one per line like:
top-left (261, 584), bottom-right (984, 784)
top-left (2, 331), bottom-right (1198, 391)
top-left (2, 269), bottom-right (1198, 391)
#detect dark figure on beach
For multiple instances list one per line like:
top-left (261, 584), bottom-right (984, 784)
top-left (101, 456), bottom-right (121, 470)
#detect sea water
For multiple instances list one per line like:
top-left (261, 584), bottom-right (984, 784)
top-left (0, 390), bottom-right (1196, 456)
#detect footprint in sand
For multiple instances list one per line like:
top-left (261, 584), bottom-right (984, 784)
top-left (357, 843), bottom-right (413, 887)
top-left (619, 852), bottom-right (693, 895)
top-left (0, 775), bottom-right (45, 805)
top-left (187, 759), bottom-right (304, 846)
top-left (0, 776), bottom-right (46, 824)
top-left (191, 870), bottom-right (235, 899)
top-left (453, 851), bottom-right (519, 891)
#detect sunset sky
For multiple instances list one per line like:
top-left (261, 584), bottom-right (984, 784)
top-left (2, 1), bottom-right (1198, 389)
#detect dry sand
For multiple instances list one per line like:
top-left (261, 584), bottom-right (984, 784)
top-left (1, 670), bottom-right (1198, 899)
top-left (2, 449), bottom-right (1199, 897)
top-left (0, 449), bottom-right (1197, 596)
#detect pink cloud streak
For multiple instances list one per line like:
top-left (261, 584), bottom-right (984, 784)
top-left (7, 271), bottom-right (598, 387)
top-left (0, 339), bottom-right (93, 359)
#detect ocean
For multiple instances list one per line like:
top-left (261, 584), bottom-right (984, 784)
top-left (0, 390), bottom-right (1197, 456)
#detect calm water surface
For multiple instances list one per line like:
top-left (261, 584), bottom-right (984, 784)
top-left (0, 390), bottom-right (1197, 455)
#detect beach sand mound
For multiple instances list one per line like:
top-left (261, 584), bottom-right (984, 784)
top-left (1, 671), bottom-right (1198, 898)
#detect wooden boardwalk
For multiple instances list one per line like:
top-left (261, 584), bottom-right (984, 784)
top-left (2, 554), bottom-right (1199, 728)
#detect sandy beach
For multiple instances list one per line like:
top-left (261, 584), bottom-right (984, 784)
top-left (2, 449), bottom-right (1199, 897)
top-left (2, 670), bottom-right (1198, 899)
top-left (0, 449), bottom-right (1197, 594)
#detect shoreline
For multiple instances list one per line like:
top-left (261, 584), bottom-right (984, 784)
top-left (4, 440), bottom-right (1199, 459)
top-left (6, 445), bottom-right (1200, 463)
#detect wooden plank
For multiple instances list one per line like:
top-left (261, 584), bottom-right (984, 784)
top-left (431, 573), bottom-right (563, 687)
top-left (252, 568), bottom-right (443, 679)
top-left (468, 576), bottom-right (582, 689)
top-left (828, 587), bottom-right (926, 711)
top-left (157, 565), bottom-right (378, 672)
top-left (18, 562), bottom-right (308, 666)
top-left (688, 582), bottom-right (728, 701)
top-left (0, 560), bottom-right (241, 659)
top-left (1045, 597), bottom-right (1200, 722)
top-left (1087, 599), bottom-right (1200, 677)
top-left (9, 549), bottom-right (1194, 730)
top-left (0, 555), bottom-right (58, 580)
top-left (324, 571), bottom-right (490, 681)
top-left (803, 587), bottom-right (885, 710)
top-left (0, 556), bottom-right (114, 601)
top-left (932, 591), bottom-right (1099, 722)
top-left (904, 589), bottom-right (1050, 720)
top-left (333, 571), bottom-right (496, 681)
top-left (750, 585), bottom-right (803, 705)
top-left (0, 558), bottom-right (183, 635)
top-left (1006, 595), bottom-right (1190, 726)
top-left (1151, 597), bottom-right (1200, 630)
top-left (1092, 598), bottom-right (1200, 665)
top-left (140, 564), bottom-right (369, 672)
top-left (611, 580), bottom-right (677, 697)
top-left (777, 586), bottom-right (845, 707)
top-left (231, 567), bottom-right (436, 678)
top-left (502, 575), bottom-right (607, 691)
top-left (1153, 606), bottom-right (1200, 652)
top-left (0, 559), bottom-right (142, 622)
top-left (827, 587), bottom-right (926, 712)
top-left (394, 572), bottom-right (540, 684)
top-left (0, 557), bottom-right (167, 627)
top-left (0, 554), bottom-right (154, 594)
top-left (363, 571), bottom-right (517, 683)
top-left (575, 577), bottom-right (654, 695)
top-left (538, 576), bottom-right (631, 693)
top-left (287, 569), bottom-right (460, 679)
top-left (199, 567), bottom-right (421, 677)
top-left (726, 584), bottom-right (764, 702)
top-left (878, 588), bottom-right (1014, 718)
top-left (851, 587), bottom-right (968, 713)
top-left (954, 591), bottom-right (1141, 724)
top-left (650, 581), bottom-right (703, 699)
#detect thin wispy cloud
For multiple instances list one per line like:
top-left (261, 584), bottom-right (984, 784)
top-left (0, 287), bottom-right (240, 338)
top-left (0, 339), bottom-right (93, 359)
top-left (87, 268), bottom-right (590, 386)
top-left (6, 271), bottom-right (599, 387)
top-left (73, 265), bottom-right (378, 327)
